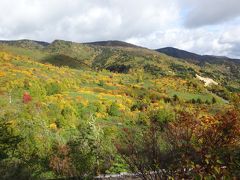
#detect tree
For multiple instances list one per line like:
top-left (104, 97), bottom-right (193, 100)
top-left (49, 144), bottom-right (76, 177)
top-left (0, 122), bottom-right (21, 161)
top-left (116, 123), bottom-right (166, 179)
top-left (50, 116), bottom-right (105, 178)
top-left (0, 120), bottom-right (24, 179)
top-left (191, 99), bottom-right (196, 104)
top-left (205, 100), bottom-right (210, 105)
top-left (212, 97), bottom-right (217, 104)
top-left (196, 98), bottom-right (202, 104)
top-left (173, 94), bottom-right (179, 102)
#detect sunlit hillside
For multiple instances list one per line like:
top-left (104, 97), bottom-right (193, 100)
top-left (0, 40), bottom-right (240, 179)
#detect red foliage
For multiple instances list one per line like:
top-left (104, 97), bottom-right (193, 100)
top-left (117, 110), bottom-right (240, 178)
top-left (122, 127), bottom-right (129, 133)
top-left (165, 110), bottom-right (240, 178)
top-left (23, 92), bottom-right (32, 104)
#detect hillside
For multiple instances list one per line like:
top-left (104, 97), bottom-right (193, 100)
top-left (0, 39), bottom-right (49, 48)
top-left (156, 47), bottom-right (203, 62)
top-left (156, 47), bottom-right (240, 64)
top-left (0, 39), bottom-right (240, 179)
top-left (1, 39), bottom-right (239, 92)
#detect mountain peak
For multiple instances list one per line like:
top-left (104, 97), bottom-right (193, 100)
top-left (84, 40), bottom-right (141, 48)
top-left (156, 47), bottom-right (203, 61)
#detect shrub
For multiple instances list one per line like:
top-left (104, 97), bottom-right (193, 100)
top-left (22, 92), bottom-right (32, 104)
top-left (116, 110), bottom-right (240, 179)
top-left (173, 94), bottom-right (179, 102)
top-left (149, 109), bottom-right (175, 131)
top-left (212, 97), bottom-right (217, 104)
top-left (98, 80), bottom-right (105, 87)
top-left (108, 103), bottom-right (121, 116)
top-left (131, 103), bottom-right (148, 112)
top-left (50, 144), bottom-right (76, 177)
top-left (196, 98), bottom-right (202, 104)
top-left (45, 82), bottom-right (62, 95)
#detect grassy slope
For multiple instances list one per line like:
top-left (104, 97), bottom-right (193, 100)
top-left (0, 43), bottom-right (236, 178)
top-left (0, 40), bottom-right (198, 72)
top-left (0, 39), bottom-right (237, 104)
top-left (0, 50), bottom-right (228, 113)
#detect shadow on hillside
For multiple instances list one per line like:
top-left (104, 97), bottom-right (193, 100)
top-left (41, 54), bottom-right (90, 69)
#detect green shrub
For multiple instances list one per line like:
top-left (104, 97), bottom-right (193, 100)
top-left (108, 103), bottom-right (121, 116)
top-left (45, 82), bottom-right (62, 95)
top-left (149, 109), bottom-right (175, 131)
top-left (98, 80), bottom-right (105, 87)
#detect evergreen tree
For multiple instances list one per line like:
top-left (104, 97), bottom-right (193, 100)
top-left (173, 94), bottom-right (179, 102)
top-left (0, 121), bottom-right (21, 160)
top-left (196, 98), bottom-right (202, 104)
top-left (212, 97), bottom-right (217, 104)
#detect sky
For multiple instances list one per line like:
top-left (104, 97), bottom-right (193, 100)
top-left (0, 0), bottom-right (240, 58)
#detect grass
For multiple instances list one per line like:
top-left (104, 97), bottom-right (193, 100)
top-left (167, 89), bottom-right (225, 104)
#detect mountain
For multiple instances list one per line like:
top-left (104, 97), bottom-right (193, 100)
top-left (156, 47), bottom-right (240, 65)
top-left (0, 39), bottom-right (239, 91)
top-left (156, 47), bottom-right (203, 61)
top-left (0, 39), bottom-right (184, 74)
top-left (84, 40), bottom-right (142, 48)
top-left (0, 39), bottom-right (49, 48)
top-left (0, 39), bottom-right (240, 179)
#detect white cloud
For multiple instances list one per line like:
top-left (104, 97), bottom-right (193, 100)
top-left (0, 0), bottom-right (240, 58)
top-left (0, 0), bottom-right (179, 42)
top-left (182, 0), bottom-right (240, 28)
top-left (126, 27), bottom-right (239, 58)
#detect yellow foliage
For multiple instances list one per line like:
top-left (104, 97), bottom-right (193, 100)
top-left (96, 112), bottom-right (108, 118)
top-left (125, 98), bottom-right (133, 106)
top-left (82, 100), bottom-right (89, 106)
top-left (118, 103), bottom-right (126, 111)
top-left (50, 123), bottom-right (57, 130)
top-left (0, 71), bottom-right (5, 77)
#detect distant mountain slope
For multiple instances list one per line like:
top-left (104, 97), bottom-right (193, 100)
top-left (84, 40), bottom-right (142, 48)
top-left (0, 39), bottom-right (239, 93)
top-left (156, 47), bottom-right (203, 61)
top-left (0, 39), bottom-right (49, 49)
top-left (0, 39), bottom-right (181, 74)
top-left (156, 47), bottom-right (240, 64)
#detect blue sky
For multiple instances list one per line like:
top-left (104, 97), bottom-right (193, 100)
top-left (0, 0), bottom-right (240, 58)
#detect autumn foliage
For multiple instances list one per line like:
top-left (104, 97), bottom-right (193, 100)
top-left (0, 50), bottom-right (240, 179)
top-left (22, 92), bottom-right (32, 104)
top-left (49, 144), bottom-right (76, 177)
top-left (117, 110), bottom-right (240, 179)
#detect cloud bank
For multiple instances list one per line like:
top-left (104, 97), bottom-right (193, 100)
top-left (0, 0), bottom-right (240, 58)
top-left (183, 0), bottom-right (240, 28)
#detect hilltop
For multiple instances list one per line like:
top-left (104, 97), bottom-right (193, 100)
top-left (84, 40), bottom-right (142, 48)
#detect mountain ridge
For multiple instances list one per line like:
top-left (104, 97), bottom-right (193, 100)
top-left (0, 39), bottom-right (50, 48)
top-left (0, 39), bottom-right (239, 63)
top-left (156, 47), bottom-right (240, 64)
top-left (83, 40), bottom-right (143, 48)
